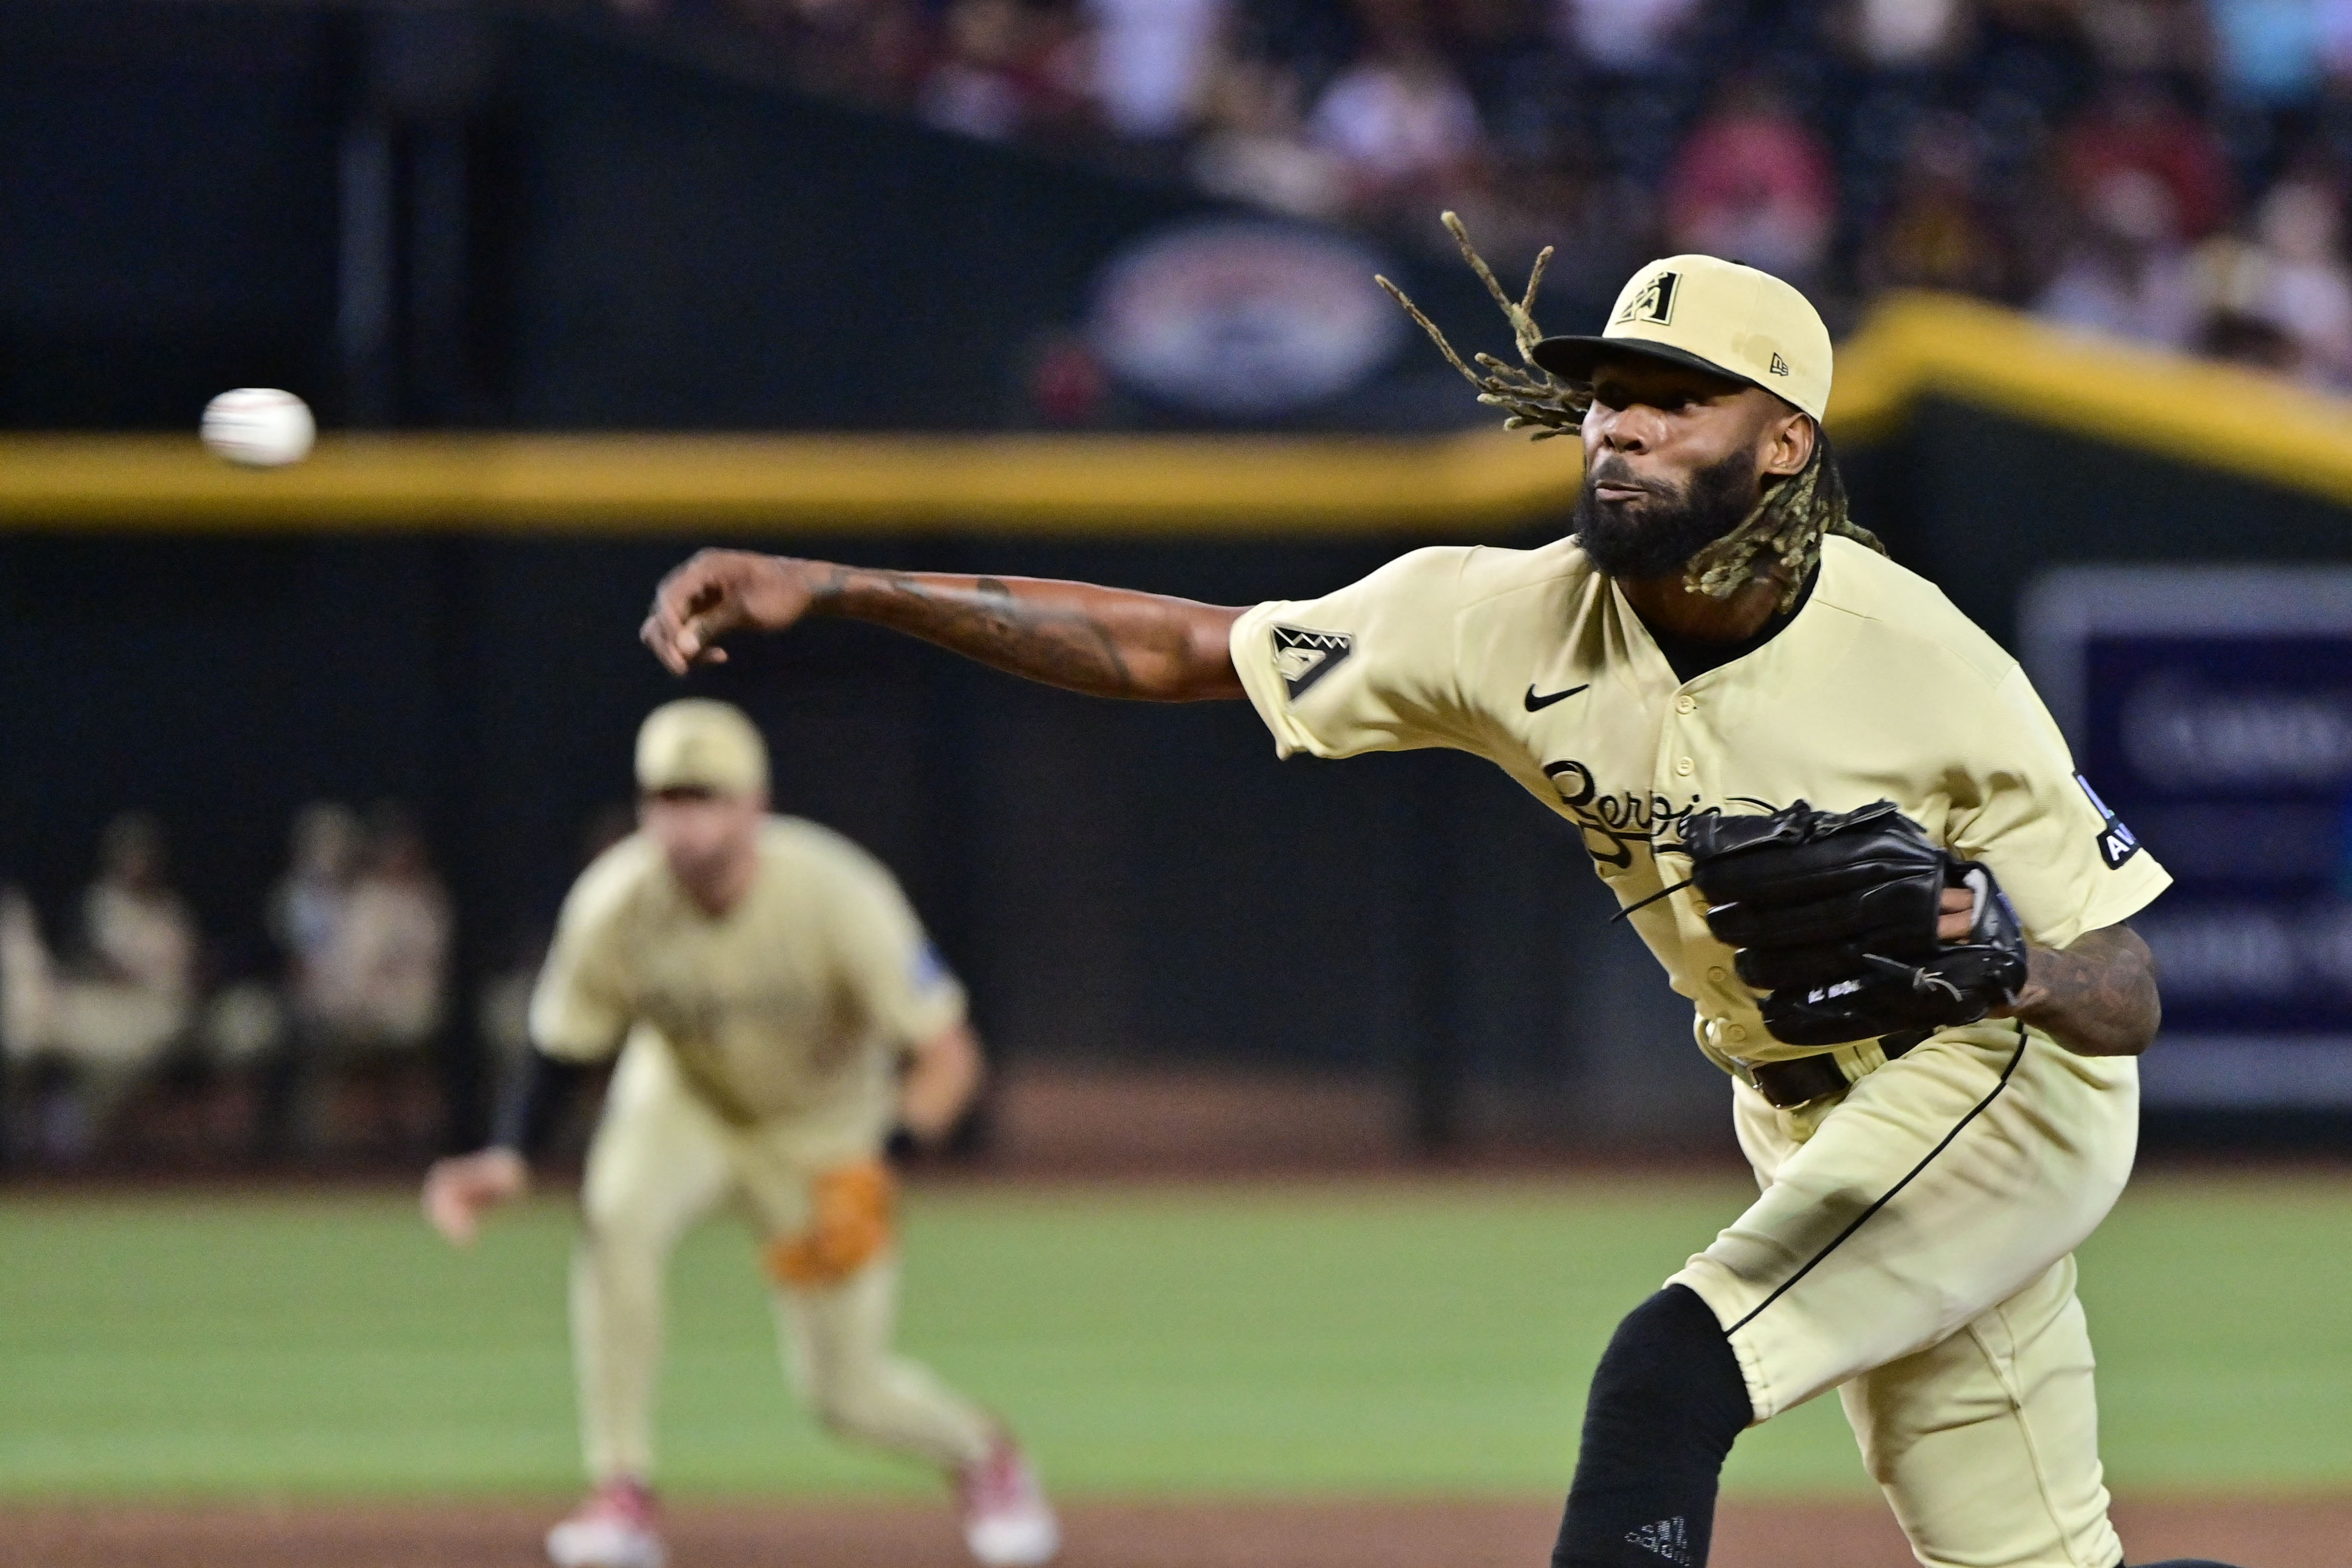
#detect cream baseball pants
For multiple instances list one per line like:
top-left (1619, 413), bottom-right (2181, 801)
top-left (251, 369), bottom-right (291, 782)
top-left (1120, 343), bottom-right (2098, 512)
top-left (570, 1037), bottom-right (994, 1483)
top-left (1673, 1023), bottom-right (2140, 1568)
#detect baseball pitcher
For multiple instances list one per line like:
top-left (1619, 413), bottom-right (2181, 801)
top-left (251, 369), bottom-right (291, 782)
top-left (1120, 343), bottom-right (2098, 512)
top-left (423, 700), bottom-right (1058, 1568)
top-left (636, 235), bottom-right (2239, 1568)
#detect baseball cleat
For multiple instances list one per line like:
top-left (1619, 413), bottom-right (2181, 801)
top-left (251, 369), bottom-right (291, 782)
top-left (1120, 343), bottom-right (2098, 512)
top-left (546, 1477), bottom-right (667, 1568)
top-left (957, 1435), bottom-right (1060, 1566)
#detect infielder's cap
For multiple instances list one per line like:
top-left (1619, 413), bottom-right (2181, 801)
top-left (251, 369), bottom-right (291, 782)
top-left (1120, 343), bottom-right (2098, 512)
top-left (1529, 255), bottom-right (1833, 422)
top-left (636, 699), bottom-right (769, 796)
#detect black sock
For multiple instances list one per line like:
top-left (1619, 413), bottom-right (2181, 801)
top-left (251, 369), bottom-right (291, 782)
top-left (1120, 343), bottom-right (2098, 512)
top-left (1551, 1284), bottom-right (1752, 1568)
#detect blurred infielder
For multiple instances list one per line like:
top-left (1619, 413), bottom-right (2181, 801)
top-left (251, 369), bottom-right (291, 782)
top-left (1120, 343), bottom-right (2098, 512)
top-left (424, 700), bottom-right (1057, 1568)
top-left (636, 228), bottom-right (2244, 1568)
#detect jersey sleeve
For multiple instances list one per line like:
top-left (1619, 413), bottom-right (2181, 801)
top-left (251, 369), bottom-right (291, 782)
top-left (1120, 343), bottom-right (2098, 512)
top-left (526, 845), bottom-right (642, 1064)
top-left (1229, 546), bottom-right (1484, 760)
top-left (1945, 663), bottom-right (2172, 950)
top-left (820, 844), bottom-right (968, 1052)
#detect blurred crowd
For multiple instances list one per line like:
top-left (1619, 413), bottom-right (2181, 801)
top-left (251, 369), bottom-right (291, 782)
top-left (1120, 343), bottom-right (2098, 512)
top-left (1, 805), bottom-right (454, 1164)
top-left (635, 0), bottom-right (2352, 387)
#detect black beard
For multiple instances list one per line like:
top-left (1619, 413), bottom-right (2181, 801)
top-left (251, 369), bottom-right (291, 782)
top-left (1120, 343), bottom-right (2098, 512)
top-left (1572, 449), bottom-right (1761, 579)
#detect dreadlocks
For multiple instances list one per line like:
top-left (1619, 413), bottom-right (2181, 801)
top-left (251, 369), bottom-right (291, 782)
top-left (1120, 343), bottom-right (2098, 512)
top-left (1375, 213), bottom-right (1591, 439)
top-left (1671, 428), bottom-right (1882, 610)
top-left (1378, 212), bottom-right (1885, 612)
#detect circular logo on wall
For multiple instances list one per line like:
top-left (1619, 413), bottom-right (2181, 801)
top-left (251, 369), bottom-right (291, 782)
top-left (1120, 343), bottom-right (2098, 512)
top-left (1088, 219), bottom-right (1404, 417)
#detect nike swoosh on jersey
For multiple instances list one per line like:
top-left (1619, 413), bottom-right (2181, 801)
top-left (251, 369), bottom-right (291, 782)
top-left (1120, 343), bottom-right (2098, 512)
top-left (1523, 683), bottom-right (1591, 711)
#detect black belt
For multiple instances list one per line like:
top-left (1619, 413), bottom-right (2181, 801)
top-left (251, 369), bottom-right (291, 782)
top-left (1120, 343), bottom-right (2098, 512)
top-left (1748, 1030), bottom-right (1931, 1110)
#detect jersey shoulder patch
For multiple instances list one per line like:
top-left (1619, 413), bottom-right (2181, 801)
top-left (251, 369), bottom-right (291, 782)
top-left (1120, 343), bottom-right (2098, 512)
top-left (1272, 624), bottom-right (1354, 699)
top-left (2075, 772), bottom-right (2143, 869)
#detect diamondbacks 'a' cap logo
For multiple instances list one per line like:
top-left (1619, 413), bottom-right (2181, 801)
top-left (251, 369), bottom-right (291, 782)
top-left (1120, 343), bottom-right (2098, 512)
top-left (1769, 352), bottom-right (1791, 376)
top-left (1272, 625), bottom-right (1354, 699)
top-left (1615, 271), bottom-right (1678, 326)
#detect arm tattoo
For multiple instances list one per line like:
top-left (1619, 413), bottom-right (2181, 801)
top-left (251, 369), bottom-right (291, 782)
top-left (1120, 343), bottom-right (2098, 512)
top-left (2010, 923), bottom-right (2161, 1057)
top-left (811, 566), bottom-right (1146, 697)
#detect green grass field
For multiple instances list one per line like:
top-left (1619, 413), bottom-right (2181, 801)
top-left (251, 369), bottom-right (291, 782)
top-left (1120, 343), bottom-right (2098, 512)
top-left (1, 1172), bottom-right (2346, 1501)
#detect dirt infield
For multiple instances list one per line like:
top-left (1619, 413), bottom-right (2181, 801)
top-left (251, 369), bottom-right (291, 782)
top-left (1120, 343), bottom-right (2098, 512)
top-left (0, 1497), bottom-right (2339, 1568)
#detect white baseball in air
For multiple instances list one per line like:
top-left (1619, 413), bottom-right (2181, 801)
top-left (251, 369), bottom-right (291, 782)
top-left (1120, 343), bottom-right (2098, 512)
top-left (201, 387), bottom-right (315, 468)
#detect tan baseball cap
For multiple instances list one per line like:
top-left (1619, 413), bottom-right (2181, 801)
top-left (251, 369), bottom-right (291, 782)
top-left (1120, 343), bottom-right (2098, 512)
top-left (1530, 255), bottom-right (1832, 422)
top-left (636, 699), bottom-right (769, 796)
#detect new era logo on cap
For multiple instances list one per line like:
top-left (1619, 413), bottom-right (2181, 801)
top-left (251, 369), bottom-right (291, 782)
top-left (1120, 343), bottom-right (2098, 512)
top-left (1770, 352), bottom-right (1790, 376)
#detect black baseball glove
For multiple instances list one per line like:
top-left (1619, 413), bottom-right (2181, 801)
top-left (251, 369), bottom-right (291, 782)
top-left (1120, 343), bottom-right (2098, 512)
top-left (1679, 800), bottom-right (2030, 1048)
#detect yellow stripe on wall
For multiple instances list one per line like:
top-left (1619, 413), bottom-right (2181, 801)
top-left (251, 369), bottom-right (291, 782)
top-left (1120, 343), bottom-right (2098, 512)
top-left (1830, 291), bottom-right (2352, 507)
top-left (0, 294), bottom-right (2346, 533)
top-left (0, 429), bottom-right (1580, 535)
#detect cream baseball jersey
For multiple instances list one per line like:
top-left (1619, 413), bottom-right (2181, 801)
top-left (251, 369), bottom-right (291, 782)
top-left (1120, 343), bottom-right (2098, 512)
top-left (1229, 534), bottom-right (2171, 1074)
top-left (530, 817), bottom-right (965, 1157)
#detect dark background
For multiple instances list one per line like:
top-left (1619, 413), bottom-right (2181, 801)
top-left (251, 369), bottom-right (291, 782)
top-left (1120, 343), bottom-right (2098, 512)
top-left (0, 0), bottom-right (1511, 432)
top-left (6, 403), bottom-right (2343, 1153)
top-left (5, 0), bottom-right (2349, 1157)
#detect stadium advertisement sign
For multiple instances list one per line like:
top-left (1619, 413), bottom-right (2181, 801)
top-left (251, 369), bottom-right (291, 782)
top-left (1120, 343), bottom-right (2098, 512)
top-left (2023, 567), bottom-right (2352, 1109)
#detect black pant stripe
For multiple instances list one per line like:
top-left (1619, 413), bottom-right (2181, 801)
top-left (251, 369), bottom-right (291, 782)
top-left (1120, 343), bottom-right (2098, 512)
top-left (1726, 1022), bottom-right (2031, 1338)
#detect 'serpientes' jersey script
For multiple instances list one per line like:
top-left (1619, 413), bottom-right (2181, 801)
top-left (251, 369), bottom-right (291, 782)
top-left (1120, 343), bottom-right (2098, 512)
top-left (530, 817), bottom-right (965, 1166)
top-left (1229, 535), bottom-right (2170, 1074)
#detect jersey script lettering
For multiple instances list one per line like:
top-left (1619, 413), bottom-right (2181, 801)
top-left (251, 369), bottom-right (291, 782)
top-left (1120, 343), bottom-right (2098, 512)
top-left (1543, 758), bottom-right (1704, 870)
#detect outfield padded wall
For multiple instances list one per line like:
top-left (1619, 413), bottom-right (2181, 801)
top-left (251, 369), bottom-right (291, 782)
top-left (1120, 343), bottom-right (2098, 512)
top-left (3, 319), bottom-right (2346, 1147)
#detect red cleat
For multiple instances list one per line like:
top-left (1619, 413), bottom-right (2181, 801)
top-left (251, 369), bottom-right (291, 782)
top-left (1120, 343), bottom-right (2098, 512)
top-left (957, 1436), bottom-right (1060, 1566)
top-left (546, 1476), bottom-right (666, 1568)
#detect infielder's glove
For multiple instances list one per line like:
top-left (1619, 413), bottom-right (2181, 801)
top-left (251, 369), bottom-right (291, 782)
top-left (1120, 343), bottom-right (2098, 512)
top-left (1680, 800), bottom-right (2030, 1048)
